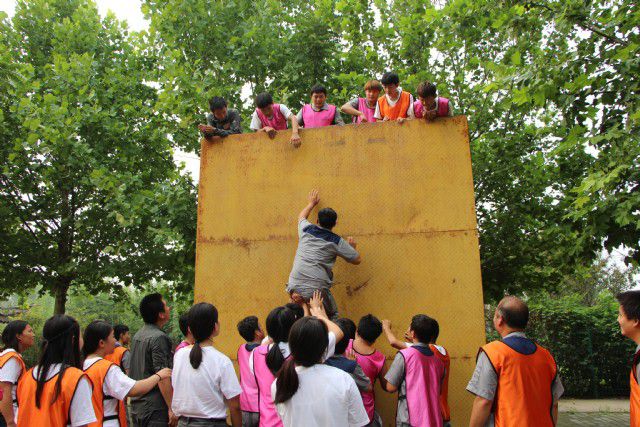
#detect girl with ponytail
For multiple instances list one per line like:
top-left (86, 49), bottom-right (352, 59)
top-left (16, 315), bottom-right (96, 427)
top-left (250, 291), bottom-right (345, 427)
top-left (82, 320), bottom-right (172, 427)
top-left (273, 316), bottom-right (368, 427)
top-left (0, 321), bottom-right (35, 427)
top-left (171, 303), bottom-right (242, 426)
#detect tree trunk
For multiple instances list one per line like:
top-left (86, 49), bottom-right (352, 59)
top-left (53, 279), bottom-right (69, 315)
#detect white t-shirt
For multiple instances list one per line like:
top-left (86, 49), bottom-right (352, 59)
top-left (171, 345), bottom-right (242, 419)
top-left (0, 349), bottom-right (22, 421)
top-left (373, 87), bottom-right (415, 119)
top-left (249, 332), bottom-right (337, 374)
top-left (32, 364), bottom-right (96, 427)
top-left (271, 364), bottom-right (369, 427)
top-left (250, 104), bottom-right (293, 130)
top-left (83, 357), bottom-right (136, 427)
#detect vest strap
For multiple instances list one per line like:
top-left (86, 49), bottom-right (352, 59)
top-left (103, 414), bottom-right (119, 421)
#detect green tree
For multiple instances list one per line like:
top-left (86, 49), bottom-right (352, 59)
top-left (142, 0), bottom-right (640, 300)
top-left (0, 0), bottom-right (197, 314)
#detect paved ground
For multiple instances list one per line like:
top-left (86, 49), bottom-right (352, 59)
top-left (557, 399), bottom-right (629, 426)
top-left (557, 412), bottom-right (629, 426)
top-left (559, 398), bottom-right (629, 413)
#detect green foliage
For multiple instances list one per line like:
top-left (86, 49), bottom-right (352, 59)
top-left (5, 284), bottom-right (192, 367)
top-left (0, 0), bottom-right (197, 313)
top-left (527, 292), bottom-right (634, 397)
top-left (143, 0), bottom-right (639, 301)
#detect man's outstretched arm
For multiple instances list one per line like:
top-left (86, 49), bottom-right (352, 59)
top-left (298, 189), bottom-right (320, 221)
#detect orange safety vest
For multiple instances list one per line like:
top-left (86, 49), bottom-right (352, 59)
top-left (105, 346), bottom-right (129, 426)
top-left (84, 358), bottom-right (122, 427)
top-left (377, 90), bottom-right (411, 120)
top-left (481, 339), bottom-right (557, 427)
top-left (429, 344), bottom-right (451, 422)
top-left (630, 350), bottom-right (640, 427)
top-left (16, 366), bottom-right (88, 427)
top-left (105, 346), bottom-right (128, 371)
top-left (0, 350), bottom-right (26, 410)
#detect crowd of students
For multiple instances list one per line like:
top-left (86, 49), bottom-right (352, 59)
top-left (197, 72), bottom-right (453, 147)
top-left (2, 289), bottom-right (640, 427)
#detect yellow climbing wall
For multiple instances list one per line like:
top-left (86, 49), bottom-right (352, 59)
top-left (194, 117), bottom-right (486, 425)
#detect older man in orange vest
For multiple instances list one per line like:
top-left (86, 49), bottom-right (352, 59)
top-left (467, 296), bottom-right (564, 427)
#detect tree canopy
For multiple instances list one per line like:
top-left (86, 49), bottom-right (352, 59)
top-left (0, 0), bottom-right (637, 311)
top-left (0, 0), bottom-right (196, 313)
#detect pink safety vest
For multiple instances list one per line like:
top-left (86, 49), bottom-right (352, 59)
top-left (301, 104), bottom-right (336, 128)
top-left (238, 344), bottom-right (260, 413)
top-left (399, 346), bottom-right (444, 427)
top-left (256, 104), bottom-right (288, 131)
top-left (353, 98), bottom-right (377, 123)
top-left (253, 345), bottom-right (284, 427)
top-left (414, 97), bottom-right (450, 119)
top-left (347, 339), bottom-right (385, 422)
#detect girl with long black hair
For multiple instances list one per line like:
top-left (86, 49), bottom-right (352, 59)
top-left (273, 317), bottom-right (368, 427)
top-left (82, 320), bottom-right (172, 426)
top-left (171, 302), bottom-right (242, 426)
top-left (16, 315), bottom-right (96, 427)
top-left (250, 291), bottom-right (344, 427)
top-left (0, 321), bottom-right (35, 427)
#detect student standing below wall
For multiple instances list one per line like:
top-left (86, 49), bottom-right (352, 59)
top-left (171, 303), bottom-right (242, 427)
top-left (616, 290), bottom-right (640, 427)
top-left (272, 315), bottom-right (367, 427)
top-left (16, 315), bottom-right (96, 427)
top-left (467, 296), bottom-right (564, 427)
top-left (129, 293), bottom-right (176, 427)
top-left (0, 321), bottom-right (35, 427)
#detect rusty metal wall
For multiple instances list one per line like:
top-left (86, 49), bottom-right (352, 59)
top-left (194, 117), bottom-right (486, 425)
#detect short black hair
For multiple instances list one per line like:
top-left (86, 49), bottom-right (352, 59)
top-left (497, 296), bottom-right (529, 329)
top-left (318, 208), bottom-right (337, 229)
top-left (179, 312), bottom-right (190, 337)
top-left (310, 84), bottom-right (327, 96)
top-left (285, 303), bottom-right (304, 321)
top-left (381, 72), bottom-right (400, 86)
top-left (208, 96), bottom-right (227, 111)
top-left (255, 93), bottom-right (274, 109)
top-left (237, 315), bottom-right (261, 342)
top-left (113, 324), bottom-right (129, 341)
top-left (139, 293), bottom-right (165, 324)
top-left (617, 291), bottom-right (640, 321)
top-left (410, 314), bottom-right (438, 344)
top-left (334, 318), bottom-right (356, 354)
top-left (357, 314), bottom-right (383, 344)
top-left (417, 81), bottom-right (437, 98)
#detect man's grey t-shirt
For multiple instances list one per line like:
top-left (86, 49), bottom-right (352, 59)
top-left (286, 219), bottom-right (359, 296)
top-left (129, 323), bottom-right (173, 413)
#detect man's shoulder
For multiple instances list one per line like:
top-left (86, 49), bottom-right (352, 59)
top-left (300, 223), bottom-right (341, 245)
top-left (134, 324), bottom-right (169, 340)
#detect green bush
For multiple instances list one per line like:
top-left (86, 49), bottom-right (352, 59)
top-left (3, 285), bottom-right (193, 367)
top-left (485, 292), bottom-right (634, 398)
